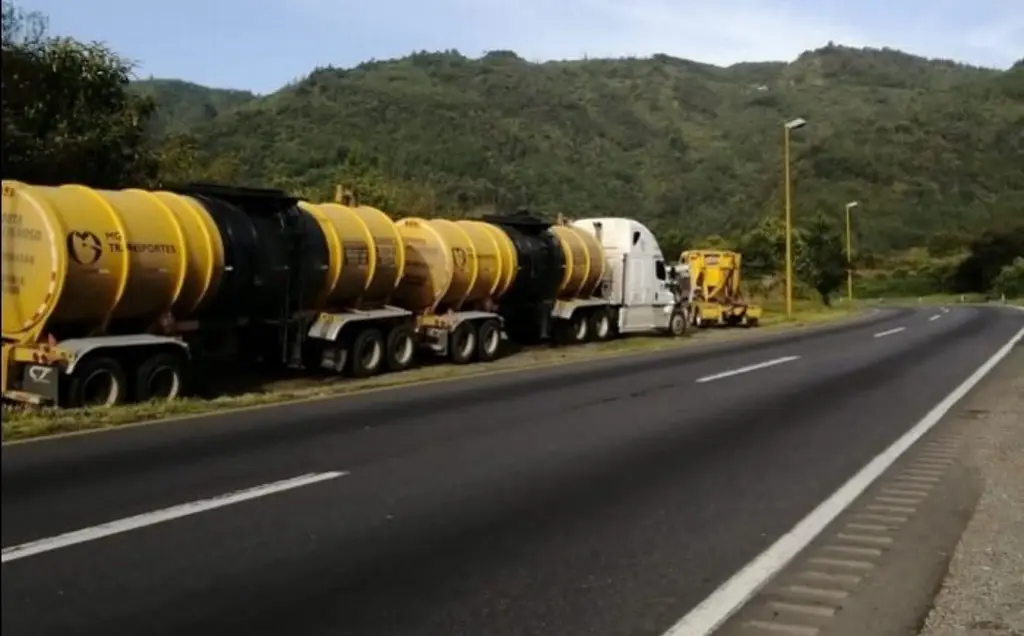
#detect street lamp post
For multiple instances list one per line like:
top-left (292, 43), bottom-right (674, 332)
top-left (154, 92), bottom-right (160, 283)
top-left (783, 117), bottom-right (807, 320)
top-left (845, 201), bottom-right (859, 303)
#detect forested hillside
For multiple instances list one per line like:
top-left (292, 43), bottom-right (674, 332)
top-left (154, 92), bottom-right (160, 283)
top-left (3, 0), bottom-right (1021, 300)
top-left (130, 79), bottom-right (256, 136)
top-left (135, 46), bottom-right (1024, 253)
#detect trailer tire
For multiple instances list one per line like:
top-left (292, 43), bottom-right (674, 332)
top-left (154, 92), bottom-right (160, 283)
top-left (668, 310), bottom-right (687, 337)
top-left (134, 352), bottom-right (186, 403)
top-left (385, 324), bottom-right (416, 372)
top-left (348, 328), bottom-right (385, 378)
top-left (569, 311), bottom-right (590, 344)
top-left (476, 319), bottom-right (502, 362)
top-left (65, 355), bottom-right (127, 408)
top-left (449, 322), bottom-right (477, 365)
top-left (589, 308), bottom-right (614, 341)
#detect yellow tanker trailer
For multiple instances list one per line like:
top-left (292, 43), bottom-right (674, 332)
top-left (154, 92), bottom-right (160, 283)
top-left (1, 180), bottom-right (241, 407)
top-left (296, 203), bottom-right (518, 375)
top-left (389, 217), bottom-right (516, 363)
top-left (295, 199), bottom-right (414, 378)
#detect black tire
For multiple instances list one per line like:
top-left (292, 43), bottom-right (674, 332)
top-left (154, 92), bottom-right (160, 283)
top-left (668, 310), bottom-right (687, 337)
top-left (568, 311), bottom-right (589, 344)
top-left (134, 352), bottom-right (187, 403)
top-left (65, 355), bottom-right (127, 408)
top-left (476, 319), bottom-right (502, 362)
top-left (449, 322), bottom-right (477, 364)
top-left (588, 308), bottom-right (614, 342)
top-left (385, 324), bottom-right (416, 372)
top-left (348, 328), bottom-right (384, 378)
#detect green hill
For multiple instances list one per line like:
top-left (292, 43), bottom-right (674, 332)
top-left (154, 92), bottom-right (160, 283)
top-left (145, 44), bottom-right (1024, 252)
top-left (131, 78), bottom-right (256, 135)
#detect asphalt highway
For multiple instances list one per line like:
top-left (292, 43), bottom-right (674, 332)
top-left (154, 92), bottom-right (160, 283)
top-left (3, 306), bottom-right (1022, 636)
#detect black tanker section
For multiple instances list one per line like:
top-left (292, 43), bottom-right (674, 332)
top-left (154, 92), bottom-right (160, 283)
top-left (166, 183), bottom-right (332, 365)
top-left (483, 210), bottom-right (565, 343)
top-left (169, 184), bottom-right (330, 321)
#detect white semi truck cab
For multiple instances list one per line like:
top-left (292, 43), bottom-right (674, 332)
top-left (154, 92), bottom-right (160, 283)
top-left (547, 217), bottom-right (688, 342)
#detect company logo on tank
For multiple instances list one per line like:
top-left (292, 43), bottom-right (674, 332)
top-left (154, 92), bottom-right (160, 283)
top-left (66, 231), bottom-right (102, 266)
top-left (65, 230), bottom-right (179, 266)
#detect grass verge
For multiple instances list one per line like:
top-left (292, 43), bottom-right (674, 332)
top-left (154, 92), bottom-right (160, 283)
top-left (2, 299), bottom-right (861, 442)
top-left (859, 294), bottom-right (1023, 308)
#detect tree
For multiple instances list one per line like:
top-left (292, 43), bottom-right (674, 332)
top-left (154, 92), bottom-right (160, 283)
top-left (797, 216), bottom-right (847, 305)
top-left (154, 132), bottom-right (246, 186)
top-left (655, 227), bottom-right (690, 262)
top-left (1, 0), bottom-right (158, 187)
top-left (737, 217), bottom-right (787, 279)
top-left (926, 231), bottom-right (970, 257)
top-left (950, 226), bottom-right (1024, 293)
top-left (991, 257), bottom-right (1024, 299)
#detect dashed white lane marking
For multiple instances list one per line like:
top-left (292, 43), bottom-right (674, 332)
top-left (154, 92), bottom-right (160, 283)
top-left (660, 323), bottom-right (1024, 636)
top-left (1, 471), bottom-right (348, 564)
top-left (695, 356), bottom-right (800, 384)
top-left (874, 326), bottom-right (907, 338)
top-left (929, 314), bottom-right (941, 322)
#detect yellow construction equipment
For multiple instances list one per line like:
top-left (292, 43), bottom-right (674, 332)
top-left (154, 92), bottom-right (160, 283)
top-left (677, 250), bottom-right (762, 327)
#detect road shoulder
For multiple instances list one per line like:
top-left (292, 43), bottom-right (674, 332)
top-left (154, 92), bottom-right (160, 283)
top-left (712, 335), bottom-right (1023, 636)
top-left (917, 345), bottom-right (1024, 636)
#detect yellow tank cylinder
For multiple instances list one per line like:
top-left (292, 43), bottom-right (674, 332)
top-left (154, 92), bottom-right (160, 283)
top-left (477, 222), bottom-right (518, 299)
top-left (394, 217), bottom-right (485, 313)
top-left (393, 217), bottom-right (454, 313)
top-left (2, 181), bottom-right (220, 340)
top-left (144, 191), bottom-right (226, 316)
top-left (551, 225), bottom-right (605, 298)
top-left (427, 219), bottom-right (477, 309)
top-left (296, 200), bottom-right (403, 307)
top-left (352, 204), bottom-right (404, 305)
top-left (299, 201), bottom-right (405, 309)
top-left (551, 225), bottom-right (585, 298)
top-left (576, 227), bottom-right (605, 296)
top-left (454, 219), bottom-right (505, 304)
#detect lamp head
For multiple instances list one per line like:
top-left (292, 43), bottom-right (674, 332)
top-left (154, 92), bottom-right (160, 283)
top-left (784, 117), bottom-right (807, 130)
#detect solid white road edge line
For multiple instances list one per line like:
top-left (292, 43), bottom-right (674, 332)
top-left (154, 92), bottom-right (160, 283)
top-left (874, 326), bottom-right (907, 338)
top-left (662, 322), bottom-right (1024, 636)
top-left (695, 356), bottom-right (800, 384)
top-left (1, 471), bottom-right (348, 564)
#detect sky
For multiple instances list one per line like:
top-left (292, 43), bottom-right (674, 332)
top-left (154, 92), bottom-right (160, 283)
top-left (19, 0), bottom-right (1024, 94)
